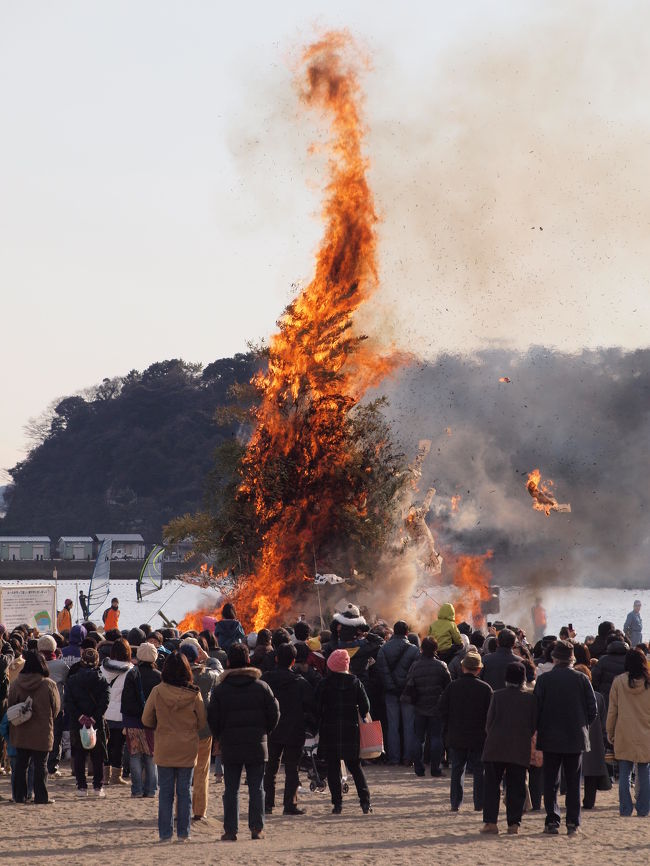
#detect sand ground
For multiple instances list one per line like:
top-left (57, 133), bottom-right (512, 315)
top-left (1, 763), bottom-right (649, 865)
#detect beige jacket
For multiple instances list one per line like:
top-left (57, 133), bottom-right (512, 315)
top-left (607, 672), bottom-right (650, 762)
top-left (141, 681), bottom-right (206, 767)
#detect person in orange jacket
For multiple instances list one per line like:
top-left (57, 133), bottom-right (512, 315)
top-left (103, 598), bottom-right (120, 632)
top-left (57, 599), bottom-right (73, 633)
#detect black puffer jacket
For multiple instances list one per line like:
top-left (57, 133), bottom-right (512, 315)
top-left (375, 636), bottom-right (420, 695)
top-left (65, 664), bottom-right (111, 756)
top-left (262, 667), bottom-right (316, 745)
top-left (208, 667), bottom-right (279, 764)
top-left (592, 640), bottom-right (627, 706)
top-left (316, 671), bottom-right (370, 761)
top-left (405, 656), bottom-right (451, 716)
top-left (438, 674), bottom-right (493, 749)
top-left (121, 663), bottom-right (162, 725)
top-left (322, 635), bottom-right (383, 686)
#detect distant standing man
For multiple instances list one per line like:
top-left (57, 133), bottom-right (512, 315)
top-left (79, 591), bottom-right (90, 620)
top-left (624, 600), bottom-right (643, 647)
top-left (57, 598), bottom-right (73, 633)
top-left (533, 639), bottom-right (597, 836)
top-left (531, 598), bottom-right (547, 643)
top-left (103, 597), bottom-right (120, 632)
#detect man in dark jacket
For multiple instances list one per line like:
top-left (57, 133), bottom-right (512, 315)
top-left (591, 635), bottom-right (627, 708)
top-left (405, 636), bottom-right (451, 776)
top-left (65, 647), bottom-right (111, 795)
top-left (208, 643), bottom-right (279, 841)
top-left (481, 628), bottom-right (524, 691)
top-left (533, 640), bottom-right (598, 835)
top-left (375, 621), bottom-right (420, 765)
top-left (438, 652), bottom-right (493, 811)
top-left (262, 643), bottom-right (315, 815)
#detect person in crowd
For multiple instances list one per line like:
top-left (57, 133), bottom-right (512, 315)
top-left (572, 642), bottom-right (592, 669)
top-left (7, 650), bottom-right (60, 804)
top-left (101, 638), bottom-right (133, 785)
top-left (263, 642), bottom-right (315, 815)
top-left (624, 600), bottom-right (643, 648)
top-left (208, 643), bottom-right (279, 841)
top-left (315, 648), bottom-right (372, 815)
top-left (294, 642), bottom-right (323, 689)
top-left (574, 664), bottom-right (610, 809)
top-left (0, 706), bottom-right (33, 801)
top-left (66, 647), bottom-right (111, 797)
top-left (214, 603), bottom-right (246, 653)
top-left (533, 639), bottom-right (597, 835)
top-left (428, 603), bottom-right (463, 663)
top-left (481, 662), bottom-right (537, 835)
top-left (102, 598), bottom-right (120, 632)
top-left (606, 648), bottom-right (650, 817)
top-left (250, 629), bottom-right (275, 671)
top-left (592, 633), bottom-right (628, 708)
top-left (482, 628), bottom-right (523, 690)
top-left (179, 638), bottom-right (221, 821)
top-left (121, 641), bottom-right (162, 798)
top-left (404, 636), bottom-right (450, 777)
top-left (589, 621), bottom-right (616, 660)
top-left (438, 651), bottom-right (492, 812)
top-left (375, 620), bottom-right (420, 766)
top-left (531, 598), bottom-right (547, 643)
top-left (142, 651), bottom-right (207, 842)
top-left (294, 621), bottom-right (326, 674)
top-left (61, 624), bottom-right (87, 666)
top-left (57, 599), bottom-right (73, 633)
top-left (37, 635), bottom-right (68, 778)
top-left (199, 629), bottom-right (228, 668)
top-left (448, 634), bottom-right (471, 680)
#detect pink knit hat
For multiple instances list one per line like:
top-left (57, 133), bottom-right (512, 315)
top-left (327, 649), bottom-right (350, 673)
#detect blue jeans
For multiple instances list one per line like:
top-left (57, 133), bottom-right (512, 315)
top-left (449, 747), bottom-right (484, 810)
top-left (223, 762), bottom-right (265, 835)
top-left (413, 714), bottom-right (443, 775)
top-left (619, 760), bottom-right (650, 817)
top-left (157, 766), bottom-right (193, 840)
top-left (385, 693), bottom-right (416, 764)
top-left (130, 752), bottom-right (157, 797)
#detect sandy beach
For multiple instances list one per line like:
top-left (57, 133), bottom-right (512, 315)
top-left (1, 762), bottom-right (648, 865)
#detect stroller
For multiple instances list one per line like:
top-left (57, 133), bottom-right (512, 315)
top-left (302, 734), bottom-right (349, 795)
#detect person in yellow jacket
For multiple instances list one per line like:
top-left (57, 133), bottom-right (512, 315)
top-left (57, 599), bottom-right (73, 633)
top-left (103, 598), bottom-right (120, 632)
top-left (428, 603), bottom-right (463, 663)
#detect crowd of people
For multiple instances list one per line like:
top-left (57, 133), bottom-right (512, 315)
top-left (1, 595), bottom-right (649, 842)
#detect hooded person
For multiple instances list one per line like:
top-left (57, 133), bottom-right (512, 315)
top-left (315, 649), bottom-right (372, 816)
top-left (589, 621), bottom-right (616, 660)
top-left (179, 639), bottom-right (221, 821)
top-left (428, 604), bottom-right (463, 663)
top-left (65, 647), bottom-right (111, 796)
top-left (142, 651), bottom-right (207, 842)
top-left (208, 643), bottom-right (279, 841)
top-left (7, 651), bottom-right (61, 804)
top-left (38, 635), bottom-right (69, 777)
top-left (61, 624), bottom-right (87, 665)
top-left (120, 641), bottom-right (162, 798)
top-left (592, 635), bottom-right (628, 708)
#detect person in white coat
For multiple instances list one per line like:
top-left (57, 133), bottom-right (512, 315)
top-left (101, 638), bottom-right (133, 785)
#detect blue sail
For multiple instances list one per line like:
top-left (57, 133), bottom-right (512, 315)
top-left (88, 539), bottom-right (112, 616)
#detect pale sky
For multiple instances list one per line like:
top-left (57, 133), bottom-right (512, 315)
top-left (1, 1), bottom-right (649, 473)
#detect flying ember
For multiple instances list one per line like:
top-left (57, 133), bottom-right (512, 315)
top-left (526, 468), bottom-right (571, 516)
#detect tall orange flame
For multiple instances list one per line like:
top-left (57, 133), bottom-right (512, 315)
top-left (227, 32), bottom-right (401, 631)
top-left (452, 551), bottom-right (493, 622)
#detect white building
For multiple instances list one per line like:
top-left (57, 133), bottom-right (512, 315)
top-left (94, 533), bottom-right (145, 560)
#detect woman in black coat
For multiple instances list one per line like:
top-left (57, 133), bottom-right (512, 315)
top-left (316, 649), bottom-right (371, 814)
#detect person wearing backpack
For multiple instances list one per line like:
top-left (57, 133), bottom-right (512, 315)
top-left (121, 642), bottom-right (162, 798)
top-left (66, 647), bottom-right (110, 796)
top-left (375, 621), bottom-right (420, 765)
top-left (7, 650), bottom-right (60, 804)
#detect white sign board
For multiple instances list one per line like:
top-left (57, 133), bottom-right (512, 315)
top-left (0, 584), bottom-right (57, 632)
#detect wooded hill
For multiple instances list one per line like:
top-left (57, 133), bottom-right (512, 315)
top-left (1, 355), bottom-right (258, 544)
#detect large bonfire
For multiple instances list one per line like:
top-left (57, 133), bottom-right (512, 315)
top-left (178, 32), bottom-right (405, 631)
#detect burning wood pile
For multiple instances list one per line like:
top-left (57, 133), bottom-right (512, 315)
top-left (526, 468), bottom-right (571, 516)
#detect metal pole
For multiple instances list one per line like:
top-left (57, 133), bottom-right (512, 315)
top-left (53, 566), bottom-right (58, 626)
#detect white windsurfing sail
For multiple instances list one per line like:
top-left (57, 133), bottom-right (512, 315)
top-left (137, 545), bottom-right (164, 598)
top-left (88, 539), bottom-right (112, 616)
